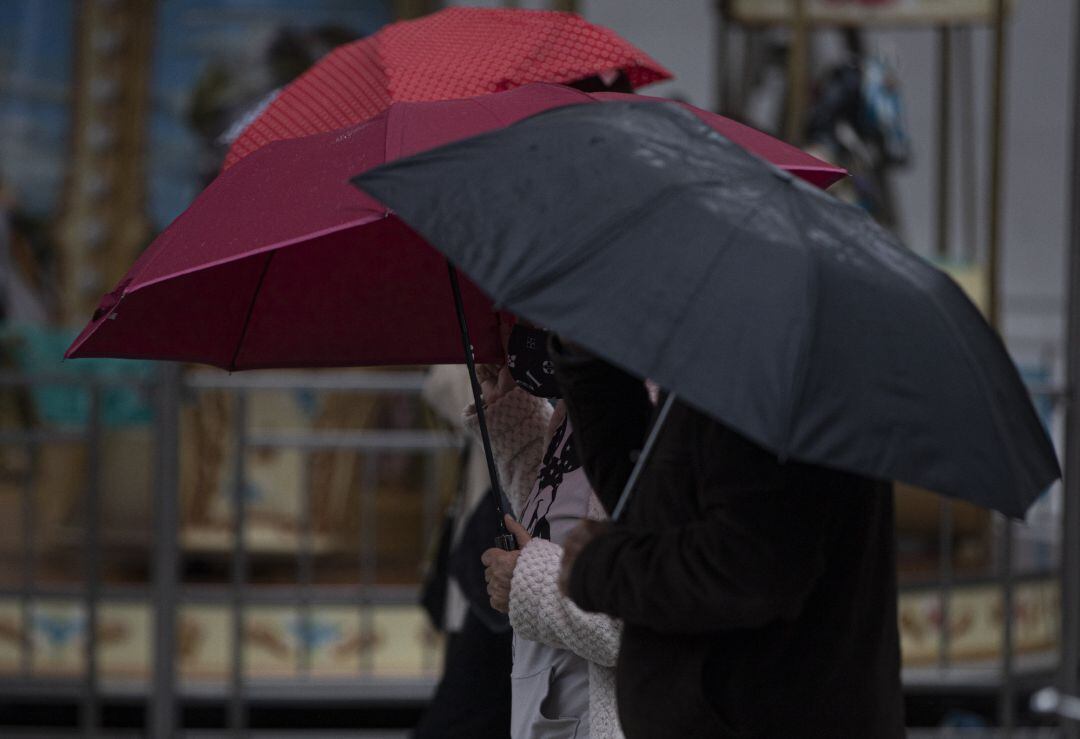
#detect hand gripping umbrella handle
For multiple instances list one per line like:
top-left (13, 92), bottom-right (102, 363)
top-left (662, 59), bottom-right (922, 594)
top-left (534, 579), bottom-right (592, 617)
top-left (446, 261), bottom-right (517, 551)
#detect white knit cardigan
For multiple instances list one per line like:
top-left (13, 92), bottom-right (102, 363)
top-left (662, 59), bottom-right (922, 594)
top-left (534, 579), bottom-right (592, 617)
top-left (465, 387), bottom-right (624, 739)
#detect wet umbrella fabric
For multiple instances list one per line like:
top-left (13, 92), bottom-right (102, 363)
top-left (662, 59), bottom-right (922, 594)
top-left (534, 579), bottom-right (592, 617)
top-left (224, 6), bottom-right (672, 169)
top-left (355, 101), bottom-right (1060, 516)
top-left (66, 84), bottom-right (844, 369)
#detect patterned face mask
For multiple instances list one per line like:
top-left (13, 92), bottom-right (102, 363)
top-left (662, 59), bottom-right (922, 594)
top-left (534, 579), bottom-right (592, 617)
top-left (506, 324), bottom-right (561, 398)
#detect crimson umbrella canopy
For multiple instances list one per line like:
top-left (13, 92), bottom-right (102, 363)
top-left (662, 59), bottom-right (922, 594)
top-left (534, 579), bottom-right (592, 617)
top-left (66, 83), bottom-right (845, 370)
top-left (224, 6), bottom-right (672, 169)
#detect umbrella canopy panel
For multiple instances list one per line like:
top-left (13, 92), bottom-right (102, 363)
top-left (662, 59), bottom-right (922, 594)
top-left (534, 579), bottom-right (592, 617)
top-left (72, 218), bottom-right (497, 370)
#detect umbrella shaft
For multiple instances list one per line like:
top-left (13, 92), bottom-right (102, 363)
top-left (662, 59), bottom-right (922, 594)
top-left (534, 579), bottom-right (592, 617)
top-left (611, 393), bottom-right (677, 522)
top-left (446, 262), bottom-right (515, 550)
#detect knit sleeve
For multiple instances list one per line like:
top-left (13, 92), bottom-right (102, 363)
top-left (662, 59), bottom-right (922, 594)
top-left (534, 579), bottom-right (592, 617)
top-left (463, 387), bottom-right (553, 515)
top-left (508, 537), bottom-right (622, 667)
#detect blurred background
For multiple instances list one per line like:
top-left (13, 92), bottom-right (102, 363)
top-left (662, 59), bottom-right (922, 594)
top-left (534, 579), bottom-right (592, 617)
top-left (0, 0), bottom-right (1076, 735)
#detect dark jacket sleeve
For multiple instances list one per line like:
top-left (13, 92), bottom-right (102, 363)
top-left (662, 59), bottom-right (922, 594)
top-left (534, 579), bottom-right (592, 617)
top-left (549, 337), bottom-right (653, 514)
top-left (567, 418), bottom-right (834, 634)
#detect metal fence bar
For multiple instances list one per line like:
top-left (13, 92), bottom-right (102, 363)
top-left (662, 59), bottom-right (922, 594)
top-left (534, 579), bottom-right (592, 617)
top-left (938, 499), bottom-right (954, 670)
top-left (935, 25), bottom-right (952, 260)
top-left (229, 391), bottom-right (249, 736)
top-left (0, 429), bottom-right (90, 444)
top-left (81, 387), bottom-right (102, 738)
top-left (359, 457), bottom-right (378, 676)
top-left (184, 370), bottom-right (429, 392)
top-left (783, 0), bottom-right (809, 145)
top-left (0, 674), bottom-right (437, 703)
top-left (0, 428), bottom-right (446, 451)
top-left (988, 1), bottom-right (1012, 729)
top-left (246, 429), bottom-right (462, 452)
top-left (1000, 517), bottom-right (1016, 733)
top-left (1059, 2), bottom-right (1080, 734)
top-left (420, 451), bottom-right (442, 676)
top-left (422, 452), bottom-right (440, 578)
top-left (956, 26), bottom-right (979, 262)
top-left (151, 366), bottom-right (180, 739)
top-left (0, 372), bottom-right (157, 388)
top-left (0, 583), bottom-right (423, 606)
top-left (20, 442), bottom-right (37, 679)
top-left (714, 0), bottom-right (737, 115)
top-left (298, 453), bottom-right (314, 677)
top-left (986, 0), bottom-right (1008, 327)
top-left (17, 555), bottom-right (1060, 604)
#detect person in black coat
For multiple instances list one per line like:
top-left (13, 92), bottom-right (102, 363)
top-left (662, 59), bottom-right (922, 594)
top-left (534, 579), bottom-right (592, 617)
top-left (550, 340), bottom-right (905, 738)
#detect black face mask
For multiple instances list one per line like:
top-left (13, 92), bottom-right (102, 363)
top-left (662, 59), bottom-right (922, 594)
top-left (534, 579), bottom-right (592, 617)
top-left (506, 324), bottom-right (561, 398)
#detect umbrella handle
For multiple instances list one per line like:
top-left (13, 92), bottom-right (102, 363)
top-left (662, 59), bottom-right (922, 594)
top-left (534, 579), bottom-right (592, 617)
top-left (611, 392), bottom-right (677, 522)
top-left (446, 262), bottom-right (517, 551)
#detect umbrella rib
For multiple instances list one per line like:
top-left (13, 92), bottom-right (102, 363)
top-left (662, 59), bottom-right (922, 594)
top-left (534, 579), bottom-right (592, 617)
top-left (228, 251), bottom-right (275, 372)
top-left (778, 186), bottom-right (821, 463)
top-left (650, 178), bottom-right (789, 381)
top-left (830, 187), bottom-right (1042, 507)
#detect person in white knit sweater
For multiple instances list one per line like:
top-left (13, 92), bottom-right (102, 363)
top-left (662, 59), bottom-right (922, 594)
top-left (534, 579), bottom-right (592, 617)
top-left (472, 322), bottom-right (624, 739)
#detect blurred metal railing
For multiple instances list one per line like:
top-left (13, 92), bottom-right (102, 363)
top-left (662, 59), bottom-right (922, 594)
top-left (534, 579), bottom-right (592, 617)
top-left (0, 367), bottom-right (462, 737)
top-left (1, 364), bottom-right (1070, 736)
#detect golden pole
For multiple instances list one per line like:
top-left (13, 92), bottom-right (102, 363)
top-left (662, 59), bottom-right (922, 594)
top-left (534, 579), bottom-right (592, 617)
top-left (934, 27), bottom-right (952, 259)
top-left (784, 0), bottom-right (810, 145)
top-left (392, 0), bottom-right (437, 20)
top-left (987, 0), bottom-right (1007, 330)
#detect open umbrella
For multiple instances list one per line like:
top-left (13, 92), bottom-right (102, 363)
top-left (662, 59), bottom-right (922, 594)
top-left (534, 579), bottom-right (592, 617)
top-left (354, 100), bottom-right (1060, 517)
top-left (67, 84), bottom-right (842, 368)
top-left (67, 84), bottom-right (844, 544)
top-left (224, 6), bottom-right (672, 169)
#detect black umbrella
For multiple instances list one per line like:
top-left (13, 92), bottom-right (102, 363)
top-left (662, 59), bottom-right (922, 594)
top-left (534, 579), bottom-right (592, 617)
top-left (354, 101), bottom-right (1060, 517)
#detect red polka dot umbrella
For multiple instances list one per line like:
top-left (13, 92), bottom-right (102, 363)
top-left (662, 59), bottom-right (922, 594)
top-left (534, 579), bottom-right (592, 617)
top-left (224, 6), bottom-right (672, 169)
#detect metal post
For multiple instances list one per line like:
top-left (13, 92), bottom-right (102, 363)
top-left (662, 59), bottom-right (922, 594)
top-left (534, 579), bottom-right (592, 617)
top-left (987, 1), bottom-right (1013, 732)
top-left (715, 0), bottom-right (730, 114)
top-left (421, 450), bottom-right (441, 675)
top-left (229, 391), bottom-right (249, 736)
top-left (935, 27), bottom-right (953, 260)
top-left (956, 28), bottom-right (979, 262)
top-left (1058, 2), bottom-right (1080, 735)
top-left (739, 29), bottom-right (760, 123)
top-left (391, 0), bottom-right (437, 20)
top-left (987, 0), bottom-right (1008, 328)
top-left (783, 0), bottom-right (810, 145)
top-left (82, 386), bottom-right (102, 738)
top-left (298, 452), bottom-right (314, 677)
top-left (938, 500), bottom-right (954, 670)
top-left (20, 442), bottom-right (37, 679)
top-left (999, 516), bottom-right (1016, 733)
top-left (422, 452), bottom-right (441, 574)
top-left (151, 365), bottom-right (181, 739)
top-left (359, 457), bottom-right (378, 675)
